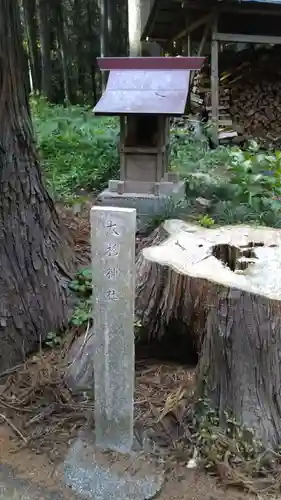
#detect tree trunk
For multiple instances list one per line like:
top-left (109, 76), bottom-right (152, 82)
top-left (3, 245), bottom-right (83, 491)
top-left (135, 225), bottom-right (212, 351)
top-left (128, 0), bottom-right (142, 56)
top-left (70, 0), bottom-right (87, 103)
top-left (197, 288), bottom-right (281, 447)
top-left (100, 0), bottom-right (109, 58)
top-left (140, 220), bottom-right (281, 447)
top-left (56, 0), bottom-right (70, 104)
top-left (86, 0), bottom-right (98, 103)
top-left (38, 0), bottom-right (52, 100)
top-left (0, 0), bottom-right (75, 372)
top-left (22, 0), bottom-right (41, 92)
top-left (99, 0), bottom-right (109, 90)
top-left (107, 0), bottom-right (113, 56)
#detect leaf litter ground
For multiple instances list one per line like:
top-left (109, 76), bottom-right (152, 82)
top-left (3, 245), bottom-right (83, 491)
top-left (0, 203), bottom-right (280, 499)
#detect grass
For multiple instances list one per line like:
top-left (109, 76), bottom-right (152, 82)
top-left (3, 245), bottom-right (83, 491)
top-left (32, 96), bottom-right (231, 202)
top-left (170, 131), bottom-right (230, 177)
top-left (32, 97), bottom-right (281, 228)
top-left (31, 96), bottom-right (119, 201)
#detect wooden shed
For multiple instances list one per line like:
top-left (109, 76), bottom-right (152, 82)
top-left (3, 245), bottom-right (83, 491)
top-left (142, 0), bottom-right (281, 143)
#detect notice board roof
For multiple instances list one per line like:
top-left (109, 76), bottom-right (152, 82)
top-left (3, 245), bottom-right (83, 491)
top-left (93, 57), bottom-right (205, 116)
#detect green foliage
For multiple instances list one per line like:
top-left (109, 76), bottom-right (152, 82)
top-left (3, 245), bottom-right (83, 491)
top-left (176, 135), bottom-right (281, 227)
top-left (185, 397), bottom-right (281, 494)
top-left (71, 299), bottom-right (92, 327)
top-left (44, 331), bottom-right (63, 348)
top-left (227, 142), bottom-right (281, 206)
top-left (69, 267), bottom-right (143, 333)
top-left (170, 131), bottom-right (230, 177)
top-left (146, 198), bottom-right (189, 231)
top-left (31, 96), bottom-right (119, 199)
top-left (198, 215), bottom-right (215, 228)
top-left (31, 97), bottom-right (281, 229)
top-left (193, 399), bottom-right (262, 467)
top-left (69, 268), bottom-right (92, 327)
top-left (69, 267), bottom-right (92, 296)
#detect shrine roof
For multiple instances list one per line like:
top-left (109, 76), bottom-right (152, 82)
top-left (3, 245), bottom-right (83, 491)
top-left (93, 57), bottom-right (204, 116)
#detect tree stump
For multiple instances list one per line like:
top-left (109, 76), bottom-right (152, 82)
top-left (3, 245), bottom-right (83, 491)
top-left (135, 223), bottom-right (212, 354)
top-left (141, 220), bottom-right (281, 447)
top-left (197, 288), bottom-right (281, 447)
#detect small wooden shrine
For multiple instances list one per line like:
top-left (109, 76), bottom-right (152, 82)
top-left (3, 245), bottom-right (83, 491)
top-left (93, 56), bottom-right (204, 226)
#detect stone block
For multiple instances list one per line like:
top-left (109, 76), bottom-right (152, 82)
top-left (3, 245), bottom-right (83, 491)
top-left (90, 206), bottom-right (136, 453)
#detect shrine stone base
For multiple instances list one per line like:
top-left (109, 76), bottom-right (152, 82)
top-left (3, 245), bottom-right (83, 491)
top-left (97, 181), bottom-right (185, 233)
top-left (64, 430), bottom-right (164, 500)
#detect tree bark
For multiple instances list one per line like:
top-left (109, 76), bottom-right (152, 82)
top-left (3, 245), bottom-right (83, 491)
top-left (56, 0), bottom-right (70, 104)
top-left (38, 0), bottom-right (53, 100)
top-left (74, 0), bottom-right (85, 100)
top-left (139, 220), bottom-right (281, 447)
top-left (128, 0), bottom-right (142, 56)
top-left (135, 225), bottom-right (212, 350)
top-left (197, 288), bottom-right (281, 447)
top-left (86, 0), bottom-right (98, 103)
top-left (107, 0), bottom-right (113, 56)
top-left (99, 0), bottom-right (109, 90)
top-left (22, 0), bottom-right (41, 93)
top-left (0, 0), bottom-right (75, 372)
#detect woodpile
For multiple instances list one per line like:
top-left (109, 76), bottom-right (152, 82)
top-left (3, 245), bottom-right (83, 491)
top-left (192, 45), bottom-right (281, 146)
top-left (230, 79), bottom-right (281, 142)
top-left (192, 75), bottom-right (237, 140)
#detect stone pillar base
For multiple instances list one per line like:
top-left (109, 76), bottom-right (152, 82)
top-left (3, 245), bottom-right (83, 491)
top-left (97, 181), bottom-right (185, 233)
top-left (64, 430), bottom-right (164, 500)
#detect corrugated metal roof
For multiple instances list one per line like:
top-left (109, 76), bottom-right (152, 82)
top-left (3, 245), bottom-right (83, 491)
top-left (93, 57), bottom-right (205, 116)
top-left (93, 70), bottom-right (192, 115)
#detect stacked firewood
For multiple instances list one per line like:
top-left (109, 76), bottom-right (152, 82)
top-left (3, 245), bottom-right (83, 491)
top-left (192, 72), bottom-right (237, 142)
top-left (192, 45), bottom-right (281, 146)
top-left (230, 79), bottom-right (281, 141)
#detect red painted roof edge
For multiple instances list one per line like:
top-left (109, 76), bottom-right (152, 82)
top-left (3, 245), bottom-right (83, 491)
top-left (97, 56), bottom-right (205, 71)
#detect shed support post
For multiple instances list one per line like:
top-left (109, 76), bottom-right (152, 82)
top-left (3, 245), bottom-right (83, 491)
top-left (198, 19), bottom-right (211, 56)
top-left (182, 34), bottom-right (191, 55)
top-left (120, 116), bottom-right (125, 180)
top-left (187, 34), bottom-right (191, 55)
top-left (211, 14), bottom-right (219, 147)
top-left (190, 19), bottom-right (211, 85)
top-left (182, 13), bottom-right (191, 55)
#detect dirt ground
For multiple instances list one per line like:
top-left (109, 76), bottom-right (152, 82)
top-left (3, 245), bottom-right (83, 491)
top-left (0, 202), bottom-right (275, 499)
top-left (0, 347), bottom-right (267, 500)
top-left (0, 424), bottom-right (257, 500)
